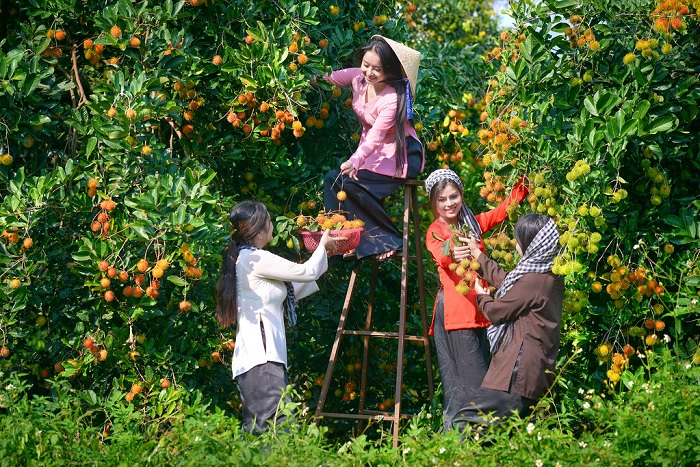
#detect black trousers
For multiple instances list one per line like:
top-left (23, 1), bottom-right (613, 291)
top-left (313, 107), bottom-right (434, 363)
top-left (236, 361), bottom-right (290, 435)
top-left (432, 289), bottom-right (490, 431)
top-left (452, 374), bottom-right (536, 429)
top-left (323, 143), bottom-right (422, 259)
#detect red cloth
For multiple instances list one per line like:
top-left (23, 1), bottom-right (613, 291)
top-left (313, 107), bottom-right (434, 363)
top-left (425, 180), bottom-right (528, 334)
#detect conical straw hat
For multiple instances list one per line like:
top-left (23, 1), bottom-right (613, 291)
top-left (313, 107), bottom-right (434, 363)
top-left (372, 35), bottom-right (421, 98)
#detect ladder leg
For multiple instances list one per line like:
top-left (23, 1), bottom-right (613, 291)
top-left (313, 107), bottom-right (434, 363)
top-left (358, 259), bottom-right (379, 429)
top-left (315, 261), bottom-right (361, 422)
top-left (390, 185), bottom-right (413, 447)
top-left (411, 185), bottom-right (434, 399)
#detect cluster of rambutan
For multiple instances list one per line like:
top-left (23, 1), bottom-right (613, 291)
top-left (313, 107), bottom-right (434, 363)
top-left (444, 224), bottom-right (481, 295)
top-left (182, 243), bottom-right (203, 279)
top-left (551, 253), bottom-right (584, 276)
top-left (477, 117), bottom-right (524, 166)
top-left (304, 102), bottom-right (332, 130)
top-left (485, 231), bottom-right (517, 265)
top-left (590, 256), bottom-right (664, 309)
top-left (565, 159), bottom-right (591, 183)
top-left (559, 225), bottom-right (603, 256)
top-left (82, 337), bottom-right (108, 362)
top-left (564, 15), bottom-right (600, 50)
top-left (651, 0), bottom-right (694, 34)
top-left (644, 163), bottom-right (671, 207)
top-left (595, 341), bottom-right (635, 384)
top-left (562, 289), bottom-right (589, 319)
top-left (296, 211), bottom-right (364, 232)
top-left (478, 171), bottom-right (507, 204)
top-left (90, 197), bottom-right (116, 239)
top-left (526, 176), bottom-right (562, 218)
top-left (1, 227), bottom-right (20, 245)
top-left (39, 29), bottom-right (67, 60)
top-left (445, 108), bottom-right (469, 136)
top-left (82, 38), bottom-right (106, 66)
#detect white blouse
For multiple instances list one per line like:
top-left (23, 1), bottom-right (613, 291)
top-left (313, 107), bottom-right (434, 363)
top-left (232, 246), bottom-right (328, 378)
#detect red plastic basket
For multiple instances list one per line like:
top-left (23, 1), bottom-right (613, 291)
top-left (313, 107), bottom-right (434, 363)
top-left (300, 228), bottom-right (364, 255)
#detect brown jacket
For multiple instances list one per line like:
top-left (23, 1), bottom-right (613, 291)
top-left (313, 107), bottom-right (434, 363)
top-left (476, 255), bottom-right (564, 400)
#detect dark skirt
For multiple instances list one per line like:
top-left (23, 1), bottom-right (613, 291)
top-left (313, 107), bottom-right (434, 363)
top-left (236, 361), bottom-right (291, 435)
top-left (322, 144), bottom-right (422, 259)
top-left (451, 351), bottom-right (536, 430)
top-left (432, 289), bottom-right (490, 431)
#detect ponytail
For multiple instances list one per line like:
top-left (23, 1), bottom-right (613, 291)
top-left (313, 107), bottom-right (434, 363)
top-left (216, 238), bottom-right (239, 328)
top-left (216, 199), bottom-right (270, 328)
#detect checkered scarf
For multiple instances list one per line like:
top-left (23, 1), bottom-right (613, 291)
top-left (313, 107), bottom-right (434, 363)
top-left (487, 218), bottom-right (559, 353)
top-left (424, 169), bottom-right (482, 241)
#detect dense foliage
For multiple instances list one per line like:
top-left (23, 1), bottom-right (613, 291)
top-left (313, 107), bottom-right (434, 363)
top-left (0, 0), bottom-right (699, 462)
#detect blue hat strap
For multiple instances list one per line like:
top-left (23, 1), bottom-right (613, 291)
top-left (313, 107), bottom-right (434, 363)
top-left (405, 78), bottom-right (414, 120)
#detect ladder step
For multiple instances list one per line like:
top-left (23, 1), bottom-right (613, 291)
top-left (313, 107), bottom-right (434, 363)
top-left (316, 411), bottom-right (413, 421)
top-left (339, 330), bottom-right (426, 340)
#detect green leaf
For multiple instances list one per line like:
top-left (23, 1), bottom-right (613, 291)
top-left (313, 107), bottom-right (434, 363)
top-left (167, 275), bottom-right (188, 287)
top-left (646, 116), bottom-right (676, 134)
top-left (85, 137), bottom-right (97, 157)
top-left (584, 96), bottom-right (597, 116)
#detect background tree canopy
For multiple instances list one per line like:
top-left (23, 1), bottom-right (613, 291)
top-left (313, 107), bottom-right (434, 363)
top-left (1, 0), bottom-right (699, 463)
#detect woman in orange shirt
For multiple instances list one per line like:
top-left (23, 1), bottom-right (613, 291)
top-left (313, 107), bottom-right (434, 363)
top-left (424, 169), bottom-right (527, 431)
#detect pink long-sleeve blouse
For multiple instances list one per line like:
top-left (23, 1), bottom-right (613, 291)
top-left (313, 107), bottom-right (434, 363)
top-left (324, 68), bottom-right (423, 178)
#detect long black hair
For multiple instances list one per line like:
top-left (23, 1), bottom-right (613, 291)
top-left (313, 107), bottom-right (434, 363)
top-left (357, 36), bottom-right (409, 177)
top-left (215, 200), bottom-right (270, 328)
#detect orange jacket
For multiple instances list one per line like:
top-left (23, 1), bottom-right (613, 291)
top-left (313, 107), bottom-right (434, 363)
top-left (425, 182), bottom-right (528, 333)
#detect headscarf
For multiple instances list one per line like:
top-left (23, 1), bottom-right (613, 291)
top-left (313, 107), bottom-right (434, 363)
top-left (424, 169), bottom-right (482, 241)
top-left (487, 217), bottom-right (560, 353)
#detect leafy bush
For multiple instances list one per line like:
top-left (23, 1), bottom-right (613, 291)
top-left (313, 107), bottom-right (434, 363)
top-left (0, 0), bottom-right (699, 453)
top-left (1, 348), bottom-right (698, 465)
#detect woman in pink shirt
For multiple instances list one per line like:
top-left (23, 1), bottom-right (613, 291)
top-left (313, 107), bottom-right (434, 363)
top-left (322, 35), bottom-right (424, 260)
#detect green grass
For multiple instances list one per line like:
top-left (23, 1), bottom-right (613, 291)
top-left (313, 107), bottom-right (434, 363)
top-left (1, 348), bottom-right (699, 466)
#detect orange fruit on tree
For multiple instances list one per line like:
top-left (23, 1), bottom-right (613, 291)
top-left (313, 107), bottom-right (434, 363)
top-left (110, 25), bottom-right (122, 38)
top-left (137, 259), bottom-right (149, 272)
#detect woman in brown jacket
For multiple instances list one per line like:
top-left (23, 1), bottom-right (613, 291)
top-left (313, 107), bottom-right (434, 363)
top-left (454, 213), bottom-right (564, 428)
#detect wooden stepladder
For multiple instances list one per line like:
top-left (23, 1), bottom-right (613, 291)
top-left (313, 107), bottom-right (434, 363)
top-left (314, 179), bottom-right (434, 447)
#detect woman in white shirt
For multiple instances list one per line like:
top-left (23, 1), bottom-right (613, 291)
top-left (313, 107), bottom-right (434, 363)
top-left (216, 200), bottom-right (336, 434)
